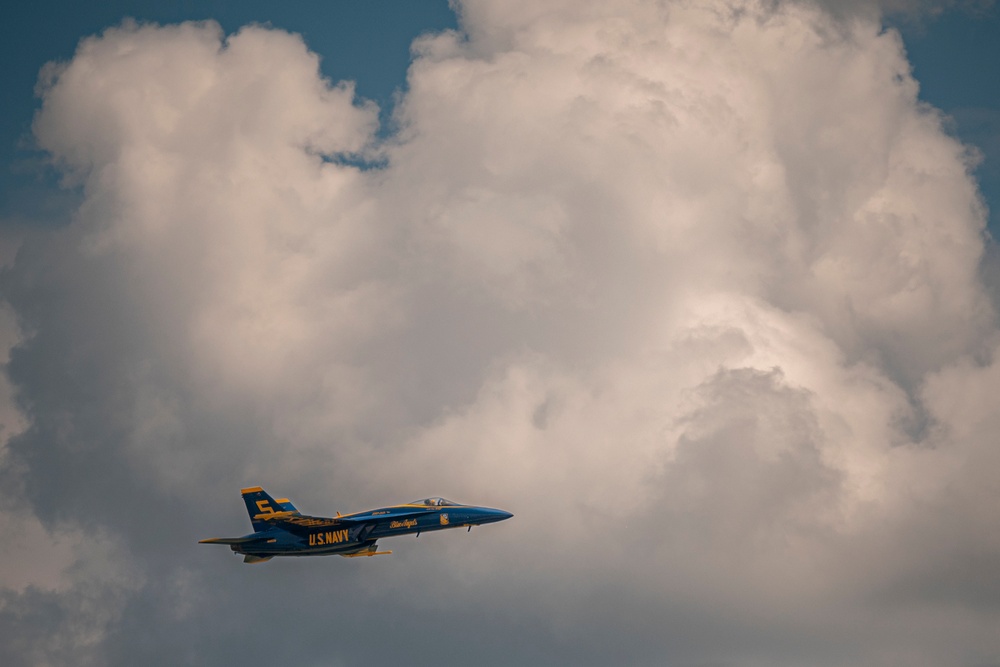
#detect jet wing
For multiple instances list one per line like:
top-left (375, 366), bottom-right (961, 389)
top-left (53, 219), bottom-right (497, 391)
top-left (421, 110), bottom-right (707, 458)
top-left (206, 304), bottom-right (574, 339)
top-left (199, 535), bottom-right (272, 546)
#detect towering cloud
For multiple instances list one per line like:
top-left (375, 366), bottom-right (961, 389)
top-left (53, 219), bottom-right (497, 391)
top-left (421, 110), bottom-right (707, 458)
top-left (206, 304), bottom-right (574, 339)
top-left (2, 1), bottom-right (998, 665)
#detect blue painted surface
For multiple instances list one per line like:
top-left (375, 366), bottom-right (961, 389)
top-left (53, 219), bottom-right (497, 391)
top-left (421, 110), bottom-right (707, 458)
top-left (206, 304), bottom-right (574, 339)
top-left (201, 488), bottom-right (513, 561)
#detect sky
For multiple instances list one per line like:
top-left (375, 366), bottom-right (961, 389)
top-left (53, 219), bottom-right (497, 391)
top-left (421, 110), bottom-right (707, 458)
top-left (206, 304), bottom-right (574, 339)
top-left (2, 1), bottom-right (1000, 666)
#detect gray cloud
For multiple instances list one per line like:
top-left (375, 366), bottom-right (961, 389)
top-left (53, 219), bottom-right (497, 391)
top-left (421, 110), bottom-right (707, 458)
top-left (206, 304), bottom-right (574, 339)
top-left (3, 1), bottom-right (1000, 665)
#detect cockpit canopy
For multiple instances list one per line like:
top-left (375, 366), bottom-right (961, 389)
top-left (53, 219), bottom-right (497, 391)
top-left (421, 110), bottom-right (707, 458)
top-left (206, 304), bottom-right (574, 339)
top-left (410, 497), bottom-right (459, 507)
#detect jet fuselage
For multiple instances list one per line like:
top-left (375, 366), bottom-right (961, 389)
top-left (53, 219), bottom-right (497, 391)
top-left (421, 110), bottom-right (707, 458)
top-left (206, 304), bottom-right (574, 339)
top-left (200, 488), bottom-right (512, 562)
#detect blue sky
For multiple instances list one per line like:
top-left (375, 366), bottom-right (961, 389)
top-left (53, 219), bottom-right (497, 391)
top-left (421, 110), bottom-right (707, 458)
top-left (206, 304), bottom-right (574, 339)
top-left (0, 1), bottom-right (457, 226)
top-left (0, 0), bottom-right (1000, 234)
top-left (3, 3), bottom-right (1000, 666)
top-left (2, 2), bottom-right (998, 233)
top-left (898, 6), bottom-right (1000, 235)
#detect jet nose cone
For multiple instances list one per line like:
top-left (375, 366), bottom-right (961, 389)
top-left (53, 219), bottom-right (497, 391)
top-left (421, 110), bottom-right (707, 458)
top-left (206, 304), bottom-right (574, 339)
top-left (485, 509), bottom-right (512, 523)
top-left (472, 507), bottom-right (513, 524)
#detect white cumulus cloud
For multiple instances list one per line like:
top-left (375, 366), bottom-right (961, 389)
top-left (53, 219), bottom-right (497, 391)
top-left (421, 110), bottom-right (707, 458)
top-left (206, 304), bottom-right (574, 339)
top-left (2, 1), bottom-right (999, 665)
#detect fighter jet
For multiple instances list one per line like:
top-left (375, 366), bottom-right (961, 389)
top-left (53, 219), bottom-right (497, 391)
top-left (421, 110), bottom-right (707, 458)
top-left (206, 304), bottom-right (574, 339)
top-left (200, 487), bottom-right (513, 563)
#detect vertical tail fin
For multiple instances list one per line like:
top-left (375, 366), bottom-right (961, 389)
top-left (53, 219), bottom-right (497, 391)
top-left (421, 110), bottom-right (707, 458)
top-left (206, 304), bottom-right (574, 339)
top-left (241, 486), bottom-right (286, 531)
top-left (274, 497), bottom-right (300, 515)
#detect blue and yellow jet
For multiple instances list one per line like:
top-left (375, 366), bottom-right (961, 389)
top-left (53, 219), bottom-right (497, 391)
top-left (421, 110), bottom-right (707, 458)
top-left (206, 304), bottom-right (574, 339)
top-left (200, 487), bottom-right (513, 563)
